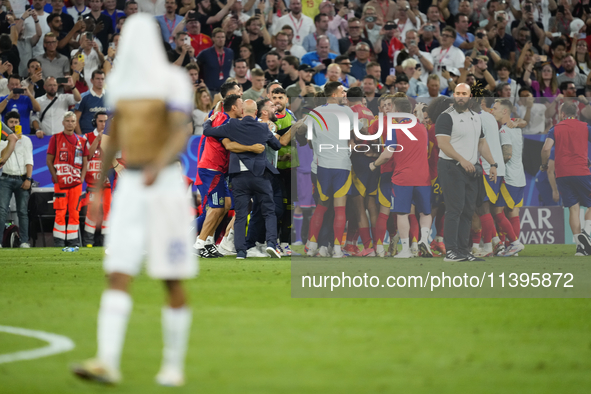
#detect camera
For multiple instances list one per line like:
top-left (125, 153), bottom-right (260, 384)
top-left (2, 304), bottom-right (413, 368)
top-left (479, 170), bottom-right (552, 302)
top-left (423, 24), bottom-right (435, 32)
top-left (365, 16), bottom-right (375, 23)
top-left (476, 32), bottom-right (484, 39)
top-left (472, 58), bottom-right (480, 66)
top-left (13, 88), bottom-right (24, 94)
top-left (557, 5), bottom-right (565, 13)
top-left (524, 4), bottom-right (532, 12)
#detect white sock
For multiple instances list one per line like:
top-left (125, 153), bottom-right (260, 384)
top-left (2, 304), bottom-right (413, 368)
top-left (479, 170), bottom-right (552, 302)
top-left (194, 238), bottom-right (205, 250)
top-left (161, 306), bottom-right (192, 373)
top-left (435, 235), bottom-right (443, 242)
top-left (307, 241), bottom-right (318, 250)
top-left (376, 244), bottom-right (384, 253)
top-left (472, 242), bottom-right (480, 249)
top-left (401, 238), bottom-right (410, 251)
top-left (574, 233), bottom-right (583, 246)
top-left (420, 227), bottom-right (430, 244)
top-left (333, 244), bottom-right (342, 254)
top-left (205, 236), bottom-right (214, 245)
top-left (584, 220), bottom-right (591, 235)
top-left (411, 241), bottom-right (418, 250)
top-left (227, 229), bottom-right (234, 241)
top-left (492, 236), bottom-right (500, 244)
top-left (484, 242), bottom-right (493, 252)
top-left (97, 290), bottom-right (133, 371)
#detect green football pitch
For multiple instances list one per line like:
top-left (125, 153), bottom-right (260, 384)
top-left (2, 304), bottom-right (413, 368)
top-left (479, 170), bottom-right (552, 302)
top-left (1, 245), bottom-right (590, 393)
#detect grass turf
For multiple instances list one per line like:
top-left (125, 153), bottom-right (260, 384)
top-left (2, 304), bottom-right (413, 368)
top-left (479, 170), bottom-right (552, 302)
top-left (0, 245), bottom-right (590, 393)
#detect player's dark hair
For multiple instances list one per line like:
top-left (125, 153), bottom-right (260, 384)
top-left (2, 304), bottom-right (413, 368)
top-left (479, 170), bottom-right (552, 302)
top-left (256, 99), bottom-right (269, 117)
top-left (91, 69), bottom-right (104, 80)
top-left (426, 96), bottom-right (453, 123)
top-left (496, 98), bottom-right (513, 112)
top-left (324, 81), bottom-right (342, 97)
top-left (271, 87), bottom-right (286, 96)
top-left (223, 94), bottom-right (241, 113)
top-left (346, 87), bottom-right (364, 101)
top-left (314, 12), bottom-right (328, 24)
top-left (220, 81), bottom-right (239, 98)
top-left (392, 96), bottom-right (412, 113)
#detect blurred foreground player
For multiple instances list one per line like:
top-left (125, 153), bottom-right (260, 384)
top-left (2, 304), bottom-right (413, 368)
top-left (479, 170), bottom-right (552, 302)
top-left (71, 14), bottom-right (197, 386)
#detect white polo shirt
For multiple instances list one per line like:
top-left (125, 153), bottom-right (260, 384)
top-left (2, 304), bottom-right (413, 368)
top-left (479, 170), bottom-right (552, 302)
top-left (34, 93), bottom-right (79, 136)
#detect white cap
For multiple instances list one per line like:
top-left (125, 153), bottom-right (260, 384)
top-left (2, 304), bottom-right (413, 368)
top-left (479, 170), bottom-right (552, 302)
top-left (447, 67), bottom-right (460, 76)
top-left (571, 18), bottom-right (585, 35)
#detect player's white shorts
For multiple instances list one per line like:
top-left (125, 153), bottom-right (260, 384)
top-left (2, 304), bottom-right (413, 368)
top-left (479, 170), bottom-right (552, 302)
top-left (104, 164), bottom-right (198, 279)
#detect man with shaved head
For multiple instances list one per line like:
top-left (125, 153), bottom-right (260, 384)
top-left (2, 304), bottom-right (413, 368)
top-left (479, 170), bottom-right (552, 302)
top-left (203, 99), bottom-right (283, 260)
top-left (434, 83), bottom-right (498, 262)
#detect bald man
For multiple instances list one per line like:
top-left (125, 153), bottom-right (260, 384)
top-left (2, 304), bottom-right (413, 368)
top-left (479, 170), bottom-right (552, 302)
top-left (203, 99), bottom-right (283, 259)
top-left (435, 83), bottom-right (498, 262)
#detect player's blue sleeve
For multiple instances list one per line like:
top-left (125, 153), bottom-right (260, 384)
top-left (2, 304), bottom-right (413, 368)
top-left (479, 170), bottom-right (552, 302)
top-left (386, 129), bottom-right (397, 147)
top-left (587, 125), bottom-right (591, 142)
top-left (547, 126), bottom-right (555, 141)
top-left (549, 147), bottom-right (555, 161)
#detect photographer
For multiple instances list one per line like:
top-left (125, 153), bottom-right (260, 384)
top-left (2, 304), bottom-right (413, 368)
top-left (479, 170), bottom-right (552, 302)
top-left (469, 27), bottom-right (501, 77)
top-left (458, 55), bottom-right (496, 91)
top-left (510, 1), bottom-right (545, 54)
top-left (392, 29), bottom-right (433, 83)
top-left (490, 16), bottom-right (516, 65)
top-left (0, 112), bottom-right (33, 248)
top-left (0, 74), bottom-right (41, 135)
top-left (168, 32), bottom-right (196, 67)
top-left (70, 32), bottom-right (104, 87)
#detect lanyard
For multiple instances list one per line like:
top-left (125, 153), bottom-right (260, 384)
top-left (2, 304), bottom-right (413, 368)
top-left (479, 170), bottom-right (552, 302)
top-left (164, 16), bottom-right (176, 35)
top-left (378, 0), bottom-right (389, 19)
top-left (437, 46), bottom-right (451, 65)
top-left (226, 34), bottom-right (234, 48)
top-left (289, 13), bottom-right (304, 39)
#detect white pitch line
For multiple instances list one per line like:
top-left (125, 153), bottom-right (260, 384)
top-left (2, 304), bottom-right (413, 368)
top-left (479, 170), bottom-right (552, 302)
top-left (0, 325), bottom-right (75, 364)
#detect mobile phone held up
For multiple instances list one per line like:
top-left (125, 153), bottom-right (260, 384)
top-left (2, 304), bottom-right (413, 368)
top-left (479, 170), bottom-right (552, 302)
top-left (56, 77), bottom-right (69, 84)
top-left (13, 88), bottom-right (25, 94)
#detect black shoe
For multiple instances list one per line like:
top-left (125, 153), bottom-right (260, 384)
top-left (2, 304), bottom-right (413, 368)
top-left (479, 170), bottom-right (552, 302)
top-left (443, 250), bottom-right (467, 262)
top-left (465, 253), bottom-right (485, 262)
top-left (198, 246), bottom-right (218, 258)
top-left (206, 244), bottom-right (224, 257)
top-left (577, 231), bottom-right (591, 254)
top-left (575, 245), bottom-right (589, 256)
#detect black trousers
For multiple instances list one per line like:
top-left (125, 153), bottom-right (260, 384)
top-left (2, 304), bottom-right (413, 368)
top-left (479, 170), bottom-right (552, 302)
top-left (437, 159), bottom-right (478, 255)
top-left (231, 170), bottom-right (277, 253)
top-left (245, 173), bottom-right (284, 249)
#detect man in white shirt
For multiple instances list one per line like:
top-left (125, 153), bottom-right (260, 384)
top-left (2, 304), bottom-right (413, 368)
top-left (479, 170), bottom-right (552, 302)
top-left (431, 26), bottom-right (466, 92)
top-left (394, 0), bottom-right (421, 39)
top-left (302, 81), bottom-right (356, 258)
top-left (31, 76), bottom-right (81, 138)
top-left (272, 0), bottom-right (314, 47)
top-left (514, 88), bottom-right (546, 135)
top-left (0, 112), bottom-right (34, 248)
top-left (25, 0), bottom-right (51, 57)
top-left (67, 0), bottom-right (92, 20)
top-left (136, 0), bottom-right (165, 16)
top-left (71, 33), bottom-right (104, 88)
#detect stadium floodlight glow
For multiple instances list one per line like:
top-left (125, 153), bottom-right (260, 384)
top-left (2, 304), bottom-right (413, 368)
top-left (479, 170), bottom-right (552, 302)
top-left (305, 111), bottom-right (419, 142)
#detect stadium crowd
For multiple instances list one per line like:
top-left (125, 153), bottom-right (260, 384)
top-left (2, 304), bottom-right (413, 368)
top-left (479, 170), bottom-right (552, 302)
top-left (1, 0), bottom-right (591, 258)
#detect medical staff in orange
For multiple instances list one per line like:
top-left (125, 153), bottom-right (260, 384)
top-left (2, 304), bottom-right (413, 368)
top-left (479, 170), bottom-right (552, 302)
top-left (46, 111), bottom-right (89, 247)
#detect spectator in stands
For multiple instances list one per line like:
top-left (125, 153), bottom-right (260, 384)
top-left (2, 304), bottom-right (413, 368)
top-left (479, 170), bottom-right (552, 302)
top-left (374, 21), bottom-right (399, 83)
top-left (303, 13), bottom-right (338, 54)
top-left (32, 76), bottom-right (81, 138)
top-left (27, 0), bottom-right (51, 58)
top-left (418, 23), bottom-right (440, 54)
top-left (168, 32), bottom-right (196, 67)
top-left (334, 55), bottom-right (357, 89)
top-left (0, 75), bottom-right (41, 135)
top-left (279, 25), bottom-right (307, 58)
top-left (86, 0), bottom-right (113, 54)
top-left (184, 12), bottom-right (213, 55)
top-left (242, 68), bottom-right (265, 101)
top-left (35, 33), bottom-right (70, 79)
top-left (469, 27), bottom-right (501, 78)
top-left (523, 62), bottom-right (559, 98)
top-left (233, 58), bottom-right (252, 91)
top-left (264, 31), bottom-right (290, 61)
top-left (67, 0), bottom-right (92, 20)
top-left (70, 55), bottom-right (88, 93)
top-left (365, 62), bottom-right (387, 94)
top-left (123, 0), bottom-right (139, 17)
top-left (46, 14), bottom-right (85, 58)
top-left (549, 39), bottom-right (566, 74)
top-left (362, 75), bottom-right (380, 114)
top-left (453, 13), bottom-right (474, 53)
top-left (15, 9), bottom-right (42, 77)
top-left (338, 17), bottom-right (373, 60)
top-left (156, 0), bottom-right (185, 48)
top-left (193, 0), bottom-right (235, 37)
top-left (514, 26), bottom-right (536, 60)
top-left (393, 29), bottom-right (434, 83)
top-left (350, 42), bottom-right (371, 81)
top-left (272, 0), bottom-right (314, 47)
top-left (571, 37), bottom-right (591, 76)
top-left (323, 63), bottom-right (340, 87)
top-left (75, 70), bottom-right (106, 134)
top-left (558, 54), bottom-right (587, 95)
top-left (510, 0), bottom-right (545, 54)
top-left (425, 5), bottom-right (445, 31)
top-left (302, 36), bottom-right (337, 86)
top-left (50, 0), bottom-right (75, 34)
top-left (242, 15), bottom-right (272, 65)
top-left (192, 87), bottom-right (213, 135)
top-left (394, 73), bottom-right (409, 95)
top-left (319, 1), bottom-right (351, 40)
top-left (361, 6), bottom-right (384, 49)
top-left (416, 74), bottom-right (443, 105)
top-left (264, 51), bottom-right (283, 83)
top-left (515, 88), bottom-right (546, 135)
top-left (467, 55), bottom-right (496, 91)
top-left (431, 27), bottom-right (465, 92)
top-left (285, 64), bottom-right (321, 98)
top-left (239, 43), bottom-right (259, 72)
top-left (491, 17), bottom-right (515, 65)
top-left (71, 32), bottom-right (104, 87)
top-left (0, 112), bottom-right (33, 248)
top-left (221, 15), bottom-right (241, 55)
top-left (102, 34), bottom-right (118, 75)
top-left (280, 55), bottom-right (299, 89)
top-left (46, 111), bottom-right (88, 247)
top-left (196, 28), bottom-right (233, 93)
top-left (400, 58), bottom-right (427, 97)
top-left (495, 60), bottom-right (520, 99)
top-left (394, 1), bottom-right (420, 39)
top-left (25, 59), bottom-right (45, 98)
top-left (102, 0), bottom-right (124, 32)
